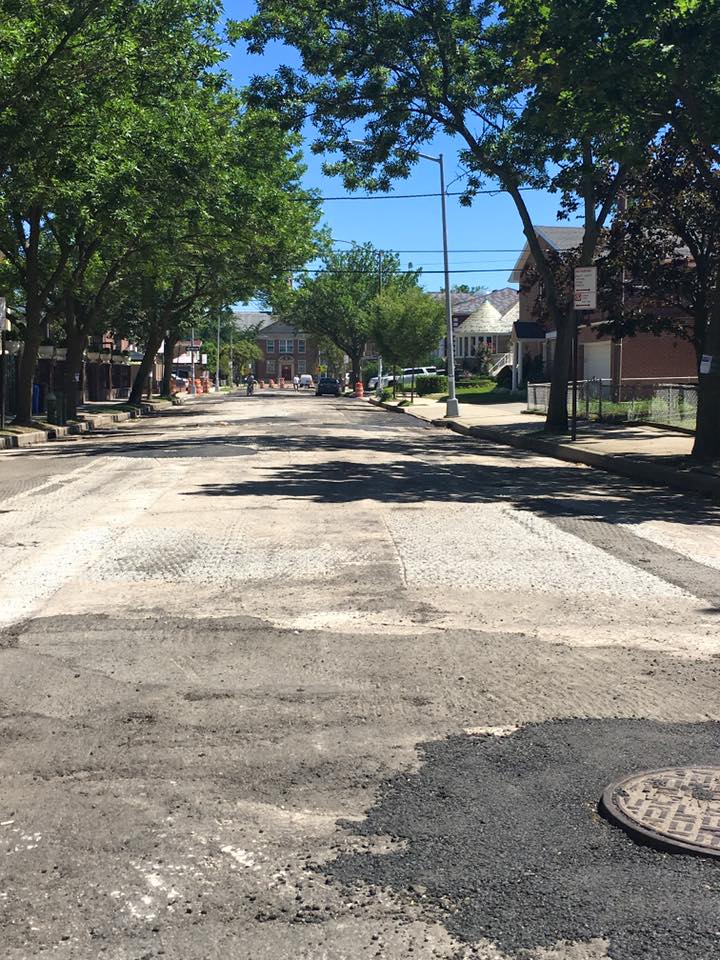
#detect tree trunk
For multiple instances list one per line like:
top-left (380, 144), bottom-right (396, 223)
top-left (128, 331), bottom-right (162, 407)
top-left (544, 310), bottom-right (574, 434)
top-left (14, 304), bottom-right (42, 425)
top-left (63, 328), bottom-right (86, 421)
top-left (350, 353), bottom-right (361, 390)
top-left (692, 276), bottom-right (720, 462)
top-left (161, 335), bottom-right (178, 396)
top-left (693, 373), bottom-right (720, 462)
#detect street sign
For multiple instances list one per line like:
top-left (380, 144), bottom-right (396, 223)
top-left (574, 267), bottom-right (597, 311)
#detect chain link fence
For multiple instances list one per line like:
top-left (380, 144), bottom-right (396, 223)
top-left (526, 379), bottom-right (697, 430)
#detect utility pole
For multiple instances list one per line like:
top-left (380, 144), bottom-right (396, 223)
top-left (417, 151), bottom-right (458, 417)
top-left (437, 154), bottom-right (459, 418)
top-left (376, 250), bottom-right (383, 396)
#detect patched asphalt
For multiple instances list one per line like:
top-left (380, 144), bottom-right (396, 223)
top-left (329, 719), bottom-right (720, 960)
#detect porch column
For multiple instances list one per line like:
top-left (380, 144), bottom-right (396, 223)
top-left (517, 344), bottom-right (524, 387)
top-left (512, 342), bottom-right (519, 391)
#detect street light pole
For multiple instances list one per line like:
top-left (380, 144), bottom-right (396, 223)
top-left (377, 249), bottom-right (383, 397)
top-left (350, 139), bottom-right (459, 417)
top-left (229, 323), bottom-right (234, 388)
top-left (419, 151), bottom-right (458, 417)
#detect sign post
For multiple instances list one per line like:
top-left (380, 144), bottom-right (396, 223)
top-left (571, 267), bottom-right (597, 441)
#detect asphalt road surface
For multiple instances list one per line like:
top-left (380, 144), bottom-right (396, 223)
top-left (2, 391), bottom-right (720, 960)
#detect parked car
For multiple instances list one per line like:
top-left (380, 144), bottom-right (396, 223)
top-left (315, 377), bottom-right (342, 397)
top-left (299, 373), bottom-right (314, 388)
top-left (367, 374), bottom-right (395, 390)
top-left (398, 365), bottom-right (437, 385)
top-left (369, 367), bottom-right (437, 389)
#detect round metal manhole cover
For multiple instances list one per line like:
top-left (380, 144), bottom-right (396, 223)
top-left (602, 767), bottom-right (720, 857)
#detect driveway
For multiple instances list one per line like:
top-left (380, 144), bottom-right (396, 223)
top-left (2, 392), bottom-right (720, 959)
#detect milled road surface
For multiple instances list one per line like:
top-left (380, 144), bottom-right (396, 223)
top-left (2, 392), bottom-right (720, 960)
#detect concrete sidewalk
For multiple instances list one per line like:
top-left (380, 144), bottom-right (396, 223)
top-left (369, 395), bottom-right (720, 499)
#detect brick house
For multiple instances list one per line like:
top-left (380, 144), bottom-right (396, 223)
top-left (233, 311), bottom-right (320, 382)
top-left (507, 226), bottom-right (697, 390)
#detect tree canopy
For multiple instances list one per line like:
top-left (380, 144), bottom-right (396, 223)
top-left (373, 287), bottom-right (445, 396)
top-left (600, 135), bottom-right (720, 461)
top-left (0, 1), bottom-right (319, 421)
top-left (287, 244), bottom-right (419, 383)
top-left (239, 0), bottom-right (720, 434)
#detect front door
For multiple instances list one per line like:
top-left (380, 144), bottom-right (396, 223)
top-left (281, 363), bottom-right (292, 381)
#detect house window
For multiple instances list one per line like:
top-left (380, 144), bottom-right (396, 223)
top-left (470, 336), bottom-right (477, 356)
top-left (298, 358), bottom-right (306, 374)
top-left (279, 338), bottom-right (294, 353)
top-left (266, 359), bottom-right (275, 375)
top-left (266, 339), bottom-right (275, 353)
top-left (297, 338), bottom-right (306, 354)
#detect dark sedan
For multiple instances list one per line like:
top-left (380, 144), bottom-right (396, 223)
top-left (315, 377), bottom-right (342, 397)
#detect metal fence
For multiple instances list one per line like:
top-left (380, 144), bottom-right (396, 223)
top-left (526, 379), bottom-right (698, 430)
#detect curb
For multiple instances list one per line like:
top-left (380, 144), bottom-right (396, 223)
top-left (0, 400), bottom-right (164, 451)
top-left (368, 398), bottom-right (720, 500)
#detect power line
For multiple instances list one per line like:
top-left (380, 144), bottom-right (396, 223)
top-left (332, 244), bottom-right (523, 253)
top-left (298, 187), bottom-right (534, 202)
top-left (293, 267), bottom-right (514, 275)
top-left (308, 190), bottom-right (506, 203)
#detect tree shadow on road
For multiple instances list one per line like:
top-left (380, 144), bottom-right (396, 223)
top-left (182, 451), bottom-right (720, 530)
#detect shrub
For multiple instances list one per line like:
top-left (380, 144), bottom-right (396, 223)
top-left (495, 366), bottom-right (512, 390)
top-left (380, 386), bottom-right (394, 402)
top-left (416, 374), bottom-right (448, 395)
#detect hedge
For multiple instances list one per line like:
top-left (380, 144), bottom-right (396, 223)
top-left (415, 374), bottom-right (449, 396)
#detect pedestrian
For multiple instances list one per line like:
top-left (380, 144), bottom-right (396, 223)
top-left (293, 375), bottom-right (300, 391)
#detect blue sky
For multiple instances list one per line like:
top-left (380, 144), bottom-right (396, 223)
top-left (224, 1), bottom-right (565, 300)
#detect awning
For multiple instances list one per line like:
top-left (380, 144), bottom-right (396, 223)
top-left (512, 321), bottom-right (546, 342)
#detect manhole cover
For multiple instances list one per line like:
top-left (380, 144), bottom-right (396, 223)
top-left (602, 767), bottom-right (720, 857)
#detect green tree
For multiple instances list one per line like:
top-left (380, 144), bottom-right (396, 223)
top-left (0, 0), bottom-right (229, 422)
top-left (289, 244), bottom-right (417, 384)
top-left (316, 337), bottom-right (347, 381)
top-left (373, 288), bottom-right (445, 400)
top-left (239, 0), bottom-right (712, 433)
top-left (231, 339), bottom-right (264, 379)
top-left (600, 135), bottom-right (720, 462)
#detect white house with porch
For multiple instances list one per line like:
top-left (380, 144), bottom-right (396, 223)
top-left (445, 289), bottom-right (519, 375)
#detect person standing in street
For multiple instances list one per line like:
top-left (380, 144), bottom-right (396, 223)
top-left (293, 375), bottom-right (300, 391)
